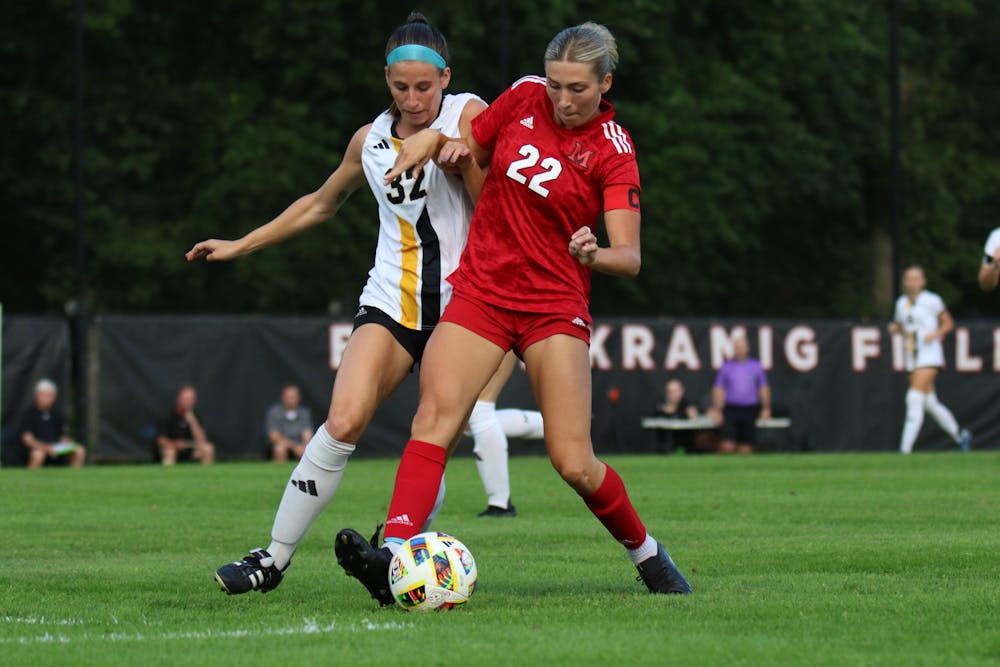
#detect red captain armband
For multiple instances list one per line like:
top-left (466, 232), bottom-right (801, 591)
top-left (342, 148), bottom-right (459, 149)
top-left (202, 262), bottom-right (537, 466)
top-left (604, 184), bottom-right (641, 212)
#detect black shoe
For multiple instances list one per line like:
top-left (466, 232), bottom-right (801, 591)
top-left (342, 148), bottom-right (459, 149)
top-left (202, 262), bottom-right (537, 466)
top-left (335, 525), bottom-right (395, 606)
top-left (636, 543), bottom-right (692, 595)
top-left (477, 501), bottom-right (517, 518)
top-left (214, 548), bottom-right (287, 595)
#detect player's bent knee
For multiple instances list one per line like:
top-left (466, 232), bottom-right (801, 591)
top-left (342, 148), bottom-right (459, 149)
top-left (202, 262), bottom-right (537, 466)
top-left (325, 411), bottom-right (367, 443)
top-left (549, 455), bottom-right (597, 491)
top-left (411, 395), bottom-right (465, 442)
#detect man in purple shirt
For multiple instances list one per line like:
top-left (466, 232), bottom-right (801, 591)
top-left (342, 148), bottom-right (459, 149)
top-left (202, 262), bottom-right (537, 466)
top-left (709, 336), bottom-right (771, 454)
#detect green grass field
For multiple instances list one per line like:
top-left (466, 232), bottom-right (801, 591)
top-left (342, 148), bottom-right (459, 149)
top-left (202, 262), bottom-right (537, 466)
top-left (2, 452), bottom-right (998, 666)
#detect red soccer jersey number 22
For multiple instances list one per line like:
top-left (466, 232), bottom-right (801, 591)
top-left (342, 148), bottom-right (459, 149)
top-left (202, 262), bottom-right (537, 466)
top-left (451, 76), bottom-right (641, 313)
top-left (505, 144), bottom-right (564, 197)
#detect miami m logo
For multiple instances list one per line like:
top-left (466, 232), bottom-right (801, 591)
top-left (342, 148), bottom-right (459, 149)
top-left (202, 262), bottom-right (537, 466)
top-left (566, 141), bottom-right (595, 170)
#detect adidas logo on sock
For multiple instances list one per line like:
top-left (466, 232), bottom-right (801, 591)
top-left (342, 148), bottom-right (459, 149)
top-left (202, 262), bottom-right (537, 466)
top-left (520, 116), bottom-right (534, 129)
top-left (372, 139), bottom-right (391, 150)
top-left (386, 513), bottom-right (413, 527)
top-left (291, 479), bottom-right (318, 497)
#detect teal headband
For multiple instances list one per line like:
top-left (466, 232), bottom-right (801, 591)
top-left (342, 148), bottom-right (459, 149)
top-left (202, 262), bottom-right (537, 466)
top-left (386, 44), bottom-right (447, 69)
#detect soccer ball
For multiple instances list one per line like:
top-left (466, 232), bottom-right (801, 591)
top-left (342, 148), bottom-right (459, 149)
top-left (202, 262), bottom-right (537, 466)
top-left (388, 531), bottom-right (477, 611)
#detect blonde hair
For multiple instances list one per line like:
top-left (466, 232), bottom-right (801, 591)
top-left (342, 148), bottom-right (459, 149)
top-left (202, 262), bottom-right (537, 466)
top-left (544, 22), bottom-right (619, 79)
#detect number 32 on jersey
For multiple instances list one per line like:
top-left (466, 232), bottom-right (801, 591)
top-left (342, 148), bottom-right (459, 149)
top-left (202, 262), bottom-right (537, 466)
top-left (506, 144), bottom-right (563, 197)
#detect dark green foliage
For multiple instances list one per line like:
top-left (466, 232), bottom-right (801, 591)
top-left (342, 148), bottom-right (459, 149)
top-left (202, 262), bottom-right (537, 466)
top-left (2, 0), bottom-right (998, 317)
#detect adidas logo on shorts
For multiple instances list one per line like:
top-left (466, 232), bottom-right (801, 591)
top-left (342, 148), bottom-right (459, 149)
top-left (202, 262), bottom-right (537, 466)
top-left (571, 316), bottom-right (590, 330)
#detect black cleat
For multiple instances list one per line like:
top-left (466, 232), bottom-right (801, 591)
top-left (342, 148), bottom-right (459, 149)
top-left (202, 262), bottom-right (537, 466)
top-left (214, 548), bottom-right (287, 595)
top-left (477, 501), bottom-right (518, 518)
top-left (335, 525), bottom-right (395, 607)
top-left (636, 543), bottom-right (693, 595)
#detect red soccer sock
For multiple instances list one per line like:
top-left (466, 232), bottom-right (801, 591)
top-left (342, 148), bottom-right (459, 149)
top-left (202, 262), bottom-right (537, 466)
top-left (383, 440), bottom-right (449, 542)
top-left (582, 464), bottom-right (648, 549)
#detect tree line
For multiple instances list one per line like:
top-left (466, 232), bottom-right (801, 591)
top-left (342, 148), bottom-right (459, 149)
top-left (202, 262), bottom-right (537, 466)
top-left (3, 0), bottom-right (998, 318)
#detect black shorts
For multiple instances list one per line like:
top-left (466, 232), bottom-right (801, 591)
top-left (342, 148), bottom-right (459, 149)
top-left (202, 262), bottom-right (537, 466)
top-left (721, 404), bottom-right (761, 444)
top-left (353, 305), bottom-right (432, 367)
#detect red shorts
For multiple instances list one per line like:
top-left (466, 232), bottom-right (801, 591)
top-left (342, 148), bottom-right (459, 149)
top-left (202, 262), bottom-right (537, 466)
top-left (440, 291), bottom-right (592, 355)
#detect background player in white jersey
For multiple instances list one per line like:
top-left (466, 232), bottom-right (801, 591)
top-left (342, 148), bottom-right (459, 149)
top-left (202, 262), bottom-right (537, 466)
top-left (977, 226), bottom-right (1000, 291)
top-left (466, 354), bottom-right (546, 517)
top-left (186, 12), bottom-right (517, 595)
top-left (888, 266), bottom-right (971, 454)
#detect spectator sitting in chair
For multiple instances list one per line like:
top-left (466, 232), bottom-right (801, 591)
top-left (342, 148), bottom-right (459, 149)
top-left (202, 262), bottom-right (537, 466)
top-left (653, 379), bottom-right (699, 420)
top-left (708, 335), bottom-right (771, 455)
top-left (266, 384), bottom-right (313, 463)
top-left (157, 384), bottom-right (215, 465)
top-left (20, 379), bottom-right (86, 468)
top-left (649, 378), bottom-right (699, 453)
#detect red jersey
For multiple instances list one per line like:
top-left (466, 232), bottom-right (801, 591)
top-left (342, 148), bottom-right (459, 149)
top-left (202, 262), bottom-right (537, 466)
top-left (448, 76), bottom-right (641, 313)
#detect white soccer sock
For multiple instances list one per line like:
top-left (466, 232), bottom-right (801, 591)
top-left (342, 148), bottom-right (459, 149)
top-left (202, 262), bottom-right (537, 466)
top-left (421, 477), bottom-right (447, 532)
top-left (923, 392), bottom-right (961, 442)
top-left (899, 389), bottom-right (926, 455)
top-left (267, 426), bottom-right (355, 569)
top-left (496, 409), bottom-right (545, 439)
top-left (626, 533), bottom-right (658, 566)
top-left (469, 401), bottom-right (511, 509)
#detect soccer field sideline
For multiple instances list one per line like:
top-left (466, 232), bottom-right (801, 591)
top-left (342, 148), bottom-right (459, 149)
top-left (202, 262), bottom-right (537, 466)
top-left (2, 452), bottom-right (997, 666)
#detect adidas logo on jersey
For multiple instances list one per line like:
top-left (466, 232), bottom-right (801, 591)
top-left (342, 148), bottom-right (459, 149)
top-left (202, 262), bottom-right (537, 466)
top-left (520, 116), bottom-right (534, 129)
top-left (372, 139), bottom-right (391, 150)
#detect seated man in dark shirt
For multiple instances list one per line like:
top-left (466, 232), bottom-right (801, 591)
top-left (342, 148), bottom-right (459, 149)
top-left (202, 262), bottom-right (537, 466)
top-left (156, 384), bottom-right (215, 465)
top-left (20, 379), bottom-right (86, 468)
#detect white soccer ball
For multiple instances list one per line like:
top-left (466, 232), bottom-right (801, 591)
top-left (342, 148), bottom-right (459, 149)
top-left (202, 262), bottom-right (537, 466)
top-left (388, 531), bottom-right (477, 611)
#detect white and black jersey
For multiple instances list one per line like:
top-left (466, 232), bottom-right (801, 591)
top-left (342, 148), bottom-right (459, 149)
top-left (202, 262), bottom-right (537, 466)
top-left (894, 290), bottom-right (947, 371)
top-left (357, 92), bottom-right (483, 331)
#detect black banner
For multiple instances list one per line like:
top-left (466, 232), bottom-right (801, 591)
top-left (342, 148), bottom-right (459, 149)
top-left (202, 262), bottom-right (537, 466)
top-left (8, 314), bottom-right (996, 463)
top-left (587, 319), bottom-right (1000, 454)
top-left (95, 315), bottom-right (340, 461)
top-left (1, 316), bottom-right (72, 466)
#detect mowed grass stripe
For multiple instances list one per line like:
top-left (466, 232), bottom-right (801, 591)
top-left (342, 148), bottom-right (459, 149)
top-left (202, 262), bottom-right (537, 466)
top-left (1, 452), bottom-right (997, 666)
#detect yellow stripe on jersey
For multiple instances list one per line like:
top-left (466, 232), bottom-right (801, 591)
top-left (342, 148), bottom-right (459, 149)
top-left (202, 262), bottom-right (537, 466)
top-left (396, 214), bottom-right (420, 329)
top-left (389, 135), bottom-right (421, 329)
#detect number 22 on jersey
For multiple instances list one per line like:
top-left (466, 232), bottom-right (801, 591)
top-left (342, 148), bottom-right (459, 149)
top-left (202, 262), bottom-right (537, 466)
top-left (506, 144), bottom-right (563, 197)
